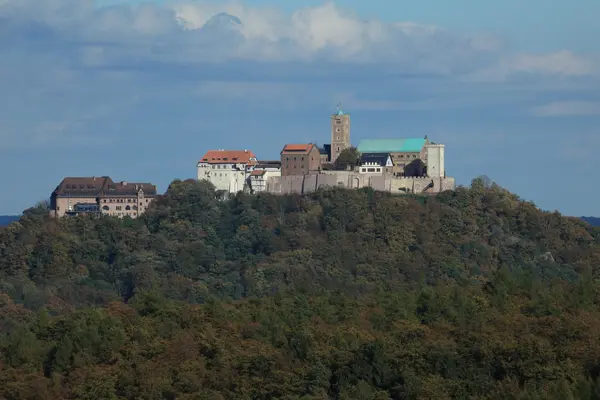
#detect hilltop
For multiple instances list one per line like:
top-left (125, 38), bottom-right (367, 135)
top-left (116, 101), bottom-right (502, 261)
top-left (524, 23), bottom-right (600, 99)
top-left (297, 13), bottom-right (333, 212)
top-left (1, 178), bottom-right (600, 398)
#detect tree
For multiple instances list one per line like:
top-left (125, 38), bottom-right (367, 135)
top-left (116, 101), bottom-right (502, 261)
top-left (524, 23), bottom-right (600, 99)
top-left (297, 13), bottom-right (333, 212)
top-left (334, 147), bottom-right (360, 170)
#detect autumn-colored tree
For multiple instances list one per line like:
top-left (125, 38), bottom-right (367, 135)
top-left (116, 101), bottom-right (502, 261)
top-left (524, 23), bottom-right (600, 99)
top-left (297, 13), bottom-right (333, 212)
top-left (0, 179), bottom-right (599, 398)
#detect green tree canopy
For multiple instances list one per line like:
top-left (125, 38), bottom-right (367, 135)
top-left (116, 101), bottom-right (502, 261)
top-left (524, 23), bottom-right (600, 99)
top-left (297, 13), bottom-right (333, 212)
top-left (0, 180), bottom-right (599, 398)
top-left (334, 146), bottom-right (361, 170)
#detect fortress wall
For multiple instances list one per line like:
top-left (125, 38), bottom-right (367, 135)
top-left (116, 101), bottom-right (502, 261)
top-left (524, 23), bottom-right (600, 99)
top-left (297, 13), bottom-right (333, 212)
top-left (266, 173), bottom-right (456, 195)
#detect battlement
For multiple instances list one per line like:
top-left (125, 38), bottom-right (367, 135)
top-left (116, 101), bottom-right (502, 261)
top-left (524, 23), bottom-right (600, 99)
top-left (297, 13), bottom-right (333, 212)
top-left (392, 176), bottom-right (433, 181)
top-left (265, 172), bottom-right (455, 196)
top-left (424, 143), bottom-right (445, 148)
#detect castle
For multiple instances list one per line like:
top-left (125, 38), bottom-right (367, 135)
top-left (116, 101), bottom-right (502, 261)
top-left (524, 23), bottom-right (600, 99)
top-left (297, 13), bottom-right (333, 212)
top-left (47, 106), bottom-right (455, 219)
top-left (197, 105), bottom-right (455, 196)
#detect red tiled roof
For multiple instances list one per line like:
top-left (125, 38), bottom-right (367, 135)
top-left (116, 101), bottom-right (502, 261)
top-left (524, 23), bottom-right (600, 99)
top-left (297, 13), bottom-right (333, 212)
top-left (251, 170), bottom-right (266, 176)
top-left (199, 149), bottom-right (258, 165)
top-left (281, 144), bottom-right (314, 153)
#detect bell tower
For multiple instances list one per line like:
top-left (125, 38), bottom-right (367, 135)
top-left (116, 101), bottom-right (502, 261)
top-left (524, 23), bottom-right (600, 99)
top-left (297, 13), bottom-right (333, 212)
top-left (330, 103), bottom-right (351, 164)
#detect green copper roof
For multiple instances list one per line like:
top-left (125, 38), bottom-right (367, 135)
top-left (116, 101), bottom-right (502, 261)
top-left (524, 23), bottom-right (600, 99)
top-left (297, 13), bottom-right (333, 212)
top-left (357, 138), bottom-right (426, 153)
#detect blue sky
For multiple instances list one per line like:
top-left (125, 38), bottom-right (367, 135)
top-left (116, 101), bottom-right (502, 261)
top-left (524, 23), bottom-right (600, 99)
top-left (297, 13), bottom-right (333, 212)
top-left (1, 0), bottom-right (599, 216)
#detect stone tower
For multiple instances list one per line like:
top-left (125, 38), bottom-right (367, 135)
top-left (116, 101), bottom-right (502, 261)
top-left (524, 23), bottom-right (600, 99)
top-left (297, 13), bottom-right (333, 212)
top-left (425, 143), bottom-right (445, 178)
top-left (330, 103), bottom-right (351, 164)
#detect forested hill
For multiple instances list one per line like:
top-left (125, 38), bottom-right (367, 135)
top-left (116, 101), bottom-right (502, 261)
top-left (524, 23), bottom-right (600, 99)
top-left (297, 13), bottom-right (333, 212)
top-left (1, 178), bottom-right (600, 399)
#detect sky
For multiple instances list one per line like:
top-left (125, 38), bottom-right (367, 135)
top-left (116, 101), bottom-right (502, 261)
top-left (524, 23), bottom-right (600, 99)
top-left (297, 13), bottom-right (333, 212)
top-left (1, 0), bottom-right (599, 216)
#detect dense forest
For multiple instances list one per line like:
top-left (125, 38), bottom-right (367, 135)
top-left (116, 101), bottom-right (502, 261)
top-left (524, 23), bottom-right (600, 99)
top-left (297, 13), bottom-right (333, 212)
top-left (1, 178), bottom-right (600, 399)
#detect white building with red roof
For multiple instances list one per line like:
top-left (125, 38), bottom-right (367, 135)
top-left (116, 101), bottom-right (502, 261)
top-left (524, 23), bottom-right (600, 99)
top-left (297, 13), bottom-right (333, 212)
top-left (197, 149), bottom-right (258, 193)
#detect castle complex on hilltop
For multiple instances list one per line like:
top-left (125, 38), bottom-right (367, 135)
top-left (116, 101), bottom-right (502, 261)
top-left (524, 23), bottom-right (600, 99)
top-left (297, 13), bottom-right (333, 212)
top-left (47, 106), bottom-right (455, 219)
top-left (197, 105), bottom-right (455, 196)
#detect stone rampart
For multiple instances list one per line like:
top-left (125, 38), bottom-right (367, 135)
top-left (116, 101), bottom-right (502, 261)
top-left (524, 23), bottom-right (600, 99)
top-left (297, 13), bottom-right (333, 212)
top-left (266, 172), bottom-right (455, 195)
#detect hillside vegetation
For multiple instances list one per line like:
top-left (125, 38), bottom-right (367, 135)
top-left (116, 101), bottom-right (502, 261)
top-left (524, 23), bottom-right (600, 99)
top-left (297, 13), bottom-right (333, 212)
top-left (1, 178), bottom-right (600, 399)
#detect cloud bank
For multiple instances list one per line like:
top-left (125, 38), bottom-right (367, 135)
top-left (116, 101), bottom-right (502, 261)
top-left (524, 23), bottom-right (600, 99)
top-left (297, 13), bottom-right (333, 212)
top-left (0, 0), bottom-right (597, 149)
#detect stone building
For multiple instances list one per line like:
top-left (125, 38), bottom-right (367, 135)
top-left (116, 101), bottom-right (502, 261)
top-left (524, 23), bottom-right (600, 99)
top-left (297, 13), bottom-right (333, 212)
top-left (50, 176), bottom-right (157, 219)
top-left (247, 160), bottom-right (281, 193)
top-left (358, 153), bottom-right (393, 175)
top-left (357, 137), bottom-right (429, 175)
top-left (280, 144), bottom-right (322, 176)
top-left (330, 104), bottom-right (351, 164)
top-left (197, 149), bottom-right (258, 193)
top-left (424, 142), bottom-right (445, 178)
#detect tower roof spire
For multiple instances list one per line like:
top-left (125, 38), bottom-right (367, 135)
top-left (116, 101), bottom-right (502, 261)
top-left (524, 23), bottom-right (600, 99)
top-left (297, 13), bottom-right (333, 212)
top-left (336, 102), bottom-right (344, 116)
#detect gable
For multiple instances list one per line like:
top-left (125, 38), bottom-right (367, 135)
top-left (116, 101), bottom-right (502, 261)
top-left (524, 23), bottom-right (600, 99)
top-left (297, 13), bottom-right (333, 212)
top-left (360, 152), bottom-right (392, 167)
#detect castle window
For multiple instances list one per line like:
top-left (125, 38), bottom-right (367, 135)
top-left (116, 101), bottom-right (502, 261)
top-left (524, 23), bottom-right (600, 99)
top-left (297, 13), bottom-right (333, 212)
top-left (116, 206), bottom-right (122, 211)
top-left (361, 168), bottom-right (366, 172)
top-left (376, 168), bottom-right (381, 172)
top-left (125, 205), bottom-right (131, 210)
top-left (102, 205), bottom-right (109, 211)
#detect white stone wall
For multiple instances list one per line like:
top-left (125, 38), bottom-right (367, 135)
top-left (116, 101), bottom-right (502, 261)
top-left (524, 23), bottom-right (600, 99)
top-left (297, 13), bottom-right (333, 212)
top-left (197, 162), bottom-right (249, 193)
top-left (250, 168), bottom-right (281, 193)
top-left (425, 144), bottom-right (445, 178)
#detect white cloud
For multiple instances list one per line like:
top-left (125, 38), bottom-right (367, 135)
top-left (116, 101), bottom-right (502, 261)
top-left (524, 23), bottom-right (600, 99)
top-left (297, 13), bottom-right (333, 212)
top-left (2, 0), bottom-right (596, 72)
top-left (531, 101), bottom-right (600, 117)
top-left (465, 51), bottom-right (598, 82)
top-left (0, 0), bottom-right (599, 150)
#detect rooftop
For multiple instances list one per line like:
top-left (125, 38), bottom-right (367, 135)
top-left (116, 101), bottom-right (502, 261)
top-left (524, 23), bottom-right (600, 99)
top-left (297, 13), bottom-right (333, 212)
top-left (281, 144), bottom-right (315, 153)
top-left (199, 149), bottom-right (258, 165)
top-left (360, 152), bottom-right (392, 166)
top-left (256, 160), bottom-right (282, 169)
top-left (357, 138), bottom-right (427, 153)
top-left (53, 177), bottom-right (157, 197)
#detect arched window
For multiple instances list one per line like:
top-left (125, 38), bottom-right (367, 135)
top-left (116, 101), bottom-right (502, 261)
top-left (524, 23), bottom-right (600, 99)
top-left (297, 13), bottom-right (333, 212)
top-left (125, 205), bottom-right (131, 210)
top-left (102, 205), bottom-right (109, 211)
